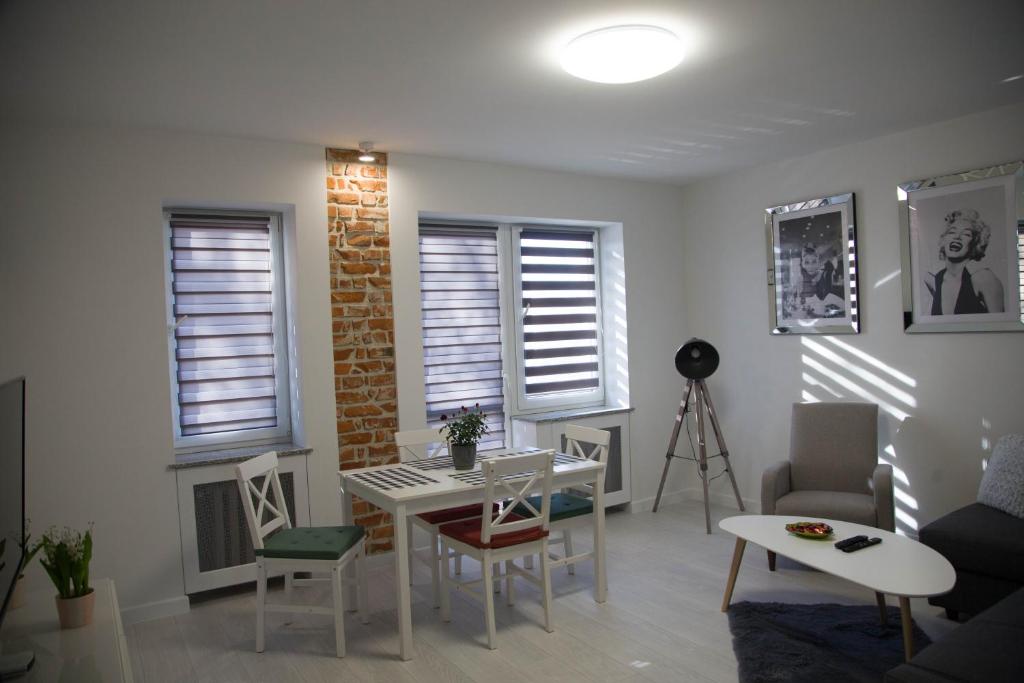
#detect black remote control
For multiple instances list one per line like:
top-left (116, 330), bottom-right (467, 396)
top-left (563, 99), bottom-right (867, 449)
top-left (834, 535), bottom-right (868, 550)
top-left (841, 537), bottom-right (882, 553)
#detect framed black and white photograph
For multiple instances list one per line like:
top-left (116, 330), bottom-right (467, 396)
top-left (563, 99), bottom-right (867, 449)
top-left (765, 192), bottom-right (859, 335)
top-left (899, 161), bottom-right (1024, 333)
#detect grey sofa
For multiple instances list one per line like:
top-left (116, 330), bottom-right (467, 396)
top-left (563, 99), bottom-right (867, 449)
top-left (918, 502), bottom-right (1024, 619)
top-left (761, 402), bottom-right (894, 570)
top-left (885, 587), bottom-right (1024, 683)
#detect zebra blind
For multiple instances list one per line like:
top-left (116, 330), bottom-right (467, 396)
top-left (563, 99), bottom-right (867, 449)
top-left (168, 212), bottom-right (289, 444)
top-left (1018, 221), bottom-right (1023, 322)
top-left (518, 229), bottom-right (601, 397)
top-left (419, 228), bottom-right (505, 449)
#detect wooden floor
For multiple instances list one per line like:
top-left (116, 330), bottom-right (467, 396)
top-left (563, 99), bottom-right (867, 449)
top-left (128, 501), bottom-right (959, 682)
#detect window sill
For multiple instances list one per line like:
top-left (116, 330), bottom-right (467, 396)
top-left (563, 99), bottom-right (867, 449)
top-left (169, 443), bottom-right (312, 470)
top-left (510, 405), bottom-right (634, 424)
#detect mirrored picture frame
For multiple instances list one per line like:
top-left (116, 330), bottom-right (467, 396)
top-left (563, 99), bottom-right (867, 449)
top-left (765, 192), bottom-right (859, 335)
top-left (899, 161), bottom-right (1024, 333)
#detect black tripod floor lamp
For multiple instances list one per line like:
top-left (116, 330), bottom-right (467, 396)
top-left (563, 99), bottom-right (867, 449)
top-left (652, 338), bottom-right (745, 533)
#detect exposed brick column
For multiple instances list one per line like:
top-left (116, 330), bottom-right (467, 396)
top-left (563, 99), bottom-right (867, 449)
top-left (326, 148), bottom-right (397, 552)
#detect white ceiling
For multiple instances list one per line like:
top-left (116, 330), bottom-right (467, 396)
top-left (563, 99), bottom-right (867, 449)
top-left (2, 0), bottom-right (1023, 185)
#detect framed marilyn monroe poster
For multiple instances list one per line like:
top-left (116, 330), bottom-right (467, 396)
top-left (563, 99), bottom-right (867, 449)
top-left (899, 161), bottom-right (1024, 333)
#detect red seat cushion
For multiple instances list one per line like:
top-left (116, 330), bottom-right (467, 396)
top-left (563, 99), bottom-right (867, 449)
top-left (439, 514), bottom-right (549, 549)
top-left (416, 503), bottom-right (498, 526)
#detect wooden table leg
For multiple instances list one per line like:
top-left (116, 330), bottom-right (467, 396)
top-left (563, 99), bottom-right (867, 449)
top-left (899, 596), bottom-right (913, 662)
top-left (394, 504), bottom-right (414, 661)
top-left (720, 538), bottom-right (747, 612)
top-left (876, 592), bottom-right (887, 625)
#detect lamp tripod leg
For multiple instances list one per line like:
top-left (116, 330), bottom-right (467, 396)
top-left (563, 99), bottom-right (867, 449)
top-left (695, 384), bottom-right (712, 534)
top-left (652, 380), bottom-right (694, 513)
top-left (699, 381), bottom-right (745, 512)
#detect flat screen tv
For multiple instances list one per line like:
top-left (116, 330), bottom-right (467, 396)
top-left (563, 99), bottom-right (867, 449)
top-left (0, 376), bottom-right (25, 626)
top-left (0, 376), bottom-right (33, 677)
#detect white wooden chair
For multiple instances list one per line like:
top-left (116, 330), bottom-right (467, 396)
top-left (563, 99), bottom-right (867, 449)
top-left (517, 425), bottom-right (610, 575)
top-left (396, 428), bottom-right (498, 607)
top-left (438, 450), bottom-right (556, 650)
top-left (235, 451), bottom-right (368, 658)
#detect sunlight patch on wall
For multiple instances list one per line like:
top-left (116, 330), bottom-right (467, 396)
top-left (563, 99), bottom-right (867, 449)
top-left (801, 340), bottom-right (920, 536)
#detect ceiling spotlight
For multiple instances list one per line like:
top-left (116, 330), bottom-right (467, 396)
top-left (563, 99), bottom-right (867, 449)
top-left (358, 142), bottom-right (376, 162)
top-left (561, 24), bottom-right (685, 84)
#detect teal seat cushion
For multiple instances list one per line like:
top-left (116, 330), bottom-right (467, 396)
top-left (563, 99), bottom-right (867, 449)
top-left (256, 526), bottom-right (364, 561)
top-left (514, 493), bottom-right (593, 522)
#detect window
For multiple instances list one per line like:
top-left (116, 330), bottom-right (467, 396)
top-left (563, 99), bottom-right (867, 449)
top-left (165, 210), bottom-right (291, 451)
top-left (418, 221), bottom-right (604, 447)
top-left (514, 228), bottom-right (602, 405)
top-left (418, 227), bottom-right (506, 450)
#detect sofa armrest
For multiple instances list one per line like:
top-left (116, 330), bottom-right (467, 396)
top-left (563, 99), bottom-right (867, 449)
top-left (874, 462), bottom-right (895, 532)
top-left (761, 461), bottom-right (791, 515)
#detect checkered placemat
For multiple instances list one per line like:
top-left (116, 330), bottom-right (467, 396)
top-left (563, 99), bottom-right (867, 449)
top-left (408, 449), bottom-right (584, 473)
top-left (446, 452), bottom-right (587, 486)
top-left (347, 466), bottom-right (439, 491)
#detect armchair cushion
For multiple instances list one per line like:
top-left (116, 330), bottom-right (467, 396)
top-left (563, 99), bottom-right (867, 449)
top-left (774, 490), bottom-right (877, 527)
top-left (789, 402), bottom-right (878, 494)
top-left (761, 461), bottom-right (792, 515)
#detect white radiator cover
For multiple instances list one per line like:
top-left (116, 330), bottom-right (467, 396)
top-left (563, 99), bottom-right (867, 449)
top-left (176, 453), bottom-right (310, 594)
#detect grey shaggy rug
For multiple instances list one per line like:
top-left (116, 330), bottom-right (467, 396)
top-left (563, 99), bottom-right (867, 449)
top-left (727, 601), bottom-right (932, 683)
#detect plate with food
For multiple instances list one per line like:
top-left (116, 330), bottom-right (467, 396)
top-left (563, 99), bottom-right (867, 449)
top-left (785, 521), bottom-right (834, 539)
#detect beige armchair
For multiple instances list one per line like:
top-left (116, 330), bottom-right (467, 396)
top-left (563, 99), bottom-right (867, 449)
top-left (761, 402), bottom-right (894, 570)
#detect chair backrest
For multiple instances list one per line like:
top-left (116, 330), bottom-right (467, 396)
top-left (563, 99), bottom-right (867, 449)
top-left (235, 451), bottom-right (292, 550)
top-left (563, 425), bottom-right (610, 496)
top-left (480, 450), bottom-right (555, 545)
top-left (789, 402), bottom-right (878, 494)
top-left (394, 427), bottom-right (446, 463)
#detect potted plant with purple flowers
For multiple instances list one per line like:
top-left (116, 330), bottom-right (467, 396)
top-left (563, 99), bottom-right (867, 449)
top-left (439, 404), bottom-right (489, 470)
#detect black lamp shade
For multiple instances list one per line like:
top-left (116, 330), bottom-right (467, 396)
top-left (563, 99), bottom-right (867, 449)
top-left (674, 338), bottom-right (719, 380)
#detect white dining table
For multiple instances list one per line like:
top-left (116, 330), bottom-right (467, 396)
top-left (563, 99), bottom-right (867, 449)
top-left (338, 446), bottom-right (607, 661)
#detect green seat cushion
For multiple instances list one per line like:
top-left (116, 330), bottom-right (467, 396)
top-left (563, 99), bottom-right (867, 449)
top-left (256, 526), bottom-right (364, 561)
top-left (514, 492), bottom-right (593, 522)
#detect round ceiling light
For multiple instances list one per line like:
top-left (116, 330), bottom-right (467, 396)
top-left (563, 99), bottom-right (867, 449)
top-left (561, 24), bottom-right (685, 84)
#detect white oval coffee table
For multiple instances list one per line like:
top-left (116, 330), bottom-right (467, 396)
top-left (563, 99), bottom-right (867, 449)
top-left (719, 515), bottom-right (955, 661)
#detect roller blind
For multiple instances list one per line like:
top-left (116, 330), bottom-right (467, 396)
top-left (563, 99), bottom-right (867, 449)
top-left (518, 228), bottom-right (601, 397)
top-left (168, 212), bottom-right (289, 444)
top-left (419, 227), bottom-right (505, 449)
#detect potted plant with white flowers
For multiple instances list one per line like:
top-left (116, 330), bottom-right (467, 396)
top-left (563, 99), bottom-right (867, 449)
top-left (38, 524), bottom-right (94, 629)
top-left (439, 404), bottom-right (490, 470)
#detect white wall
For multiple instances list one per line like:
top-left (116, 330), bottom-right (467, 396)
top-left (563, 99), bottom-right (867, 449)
top-left (0, 123), bottom-right (339, 617)
top-left (678, 102), bottom-right (1024, 532)
top-left (389, 154), bottom-right (691, 507)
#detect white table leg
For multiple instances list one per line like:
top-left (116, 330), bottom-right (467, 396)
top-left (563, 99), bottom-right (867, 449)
top-left (394, 503), bottom-right (414, 661)
top-left (341, 486), bottom-right (357, 607)
top-left (593, 468), bottom-right (607, 603)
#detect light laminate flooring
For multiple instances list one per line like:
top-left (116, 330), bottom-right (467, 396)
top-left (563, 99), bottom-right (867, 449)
top-left (128, 501), bottom-right (959, 682)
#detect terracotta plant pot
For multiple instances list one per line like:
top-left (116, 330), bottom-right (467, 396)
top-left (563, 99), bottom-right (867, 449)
top-left (9, 576), bottom-right (26, 609)
top-left (450, 443), bottom-right (477, 470)
top-left (55, 589), bottom-right (95, 629)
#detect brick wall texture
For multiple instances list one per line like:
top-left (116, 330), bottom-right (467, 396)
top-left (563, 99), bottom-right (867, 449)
top-left (326, 148), bottom-right (397, 553)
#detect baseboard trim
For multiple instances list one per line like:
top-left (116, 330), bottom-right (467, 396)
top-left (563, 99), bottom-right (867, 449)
top-left (120, 595), bottom-right (190, 626)
top-left (681, 487), bottom-right (759, 513)
top-left (627, 490), bottom-right (687, 513)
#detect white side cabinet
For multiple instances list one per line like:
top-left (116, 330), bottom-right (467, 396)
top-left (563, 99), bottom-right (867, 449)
top-left (1, 579), bottom-right (132, 682)
top-left (511, 407), bottom-right (632, 507)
